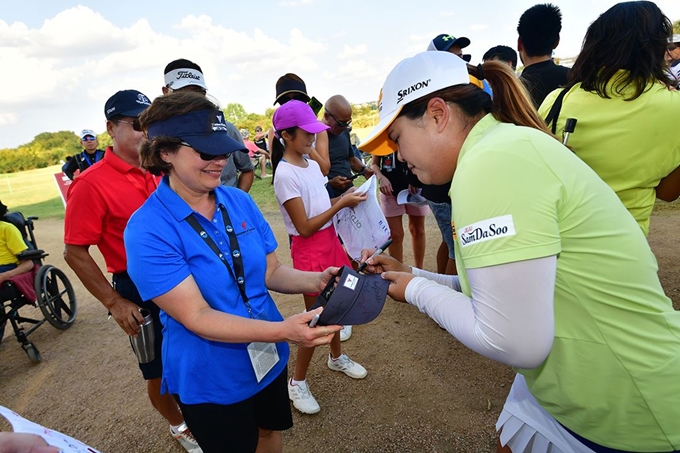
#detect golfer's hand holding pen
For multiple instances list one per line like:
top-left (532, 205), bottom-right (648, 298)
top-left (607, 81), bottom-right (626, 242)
top-left (358, 239), bottom-right (409, 274)
top-left (358, 239), bottom-right (416, 303)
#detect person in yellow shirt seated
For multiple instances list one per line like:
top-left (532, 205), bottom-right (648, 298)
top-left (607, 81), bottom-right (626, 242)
top-left (0, 201), bottom-right (33, 285)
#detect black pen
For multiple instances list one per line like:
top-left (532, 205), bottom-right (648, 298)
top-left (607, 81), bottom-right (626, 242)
top-left (357, 239), bottom-right (393, 273)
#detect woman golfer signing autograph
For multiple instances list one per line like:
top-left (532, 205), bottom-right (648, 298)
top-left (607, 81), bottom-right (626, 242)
top-left (359, 50), bottom-right (680, 452)
top-left (124, 92), bottom-right (341, 453)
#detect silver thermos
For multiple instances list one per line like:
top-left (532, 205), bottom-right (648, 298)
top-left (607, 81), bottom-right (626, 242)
top-left (129, 308), bottom-right (155, 364)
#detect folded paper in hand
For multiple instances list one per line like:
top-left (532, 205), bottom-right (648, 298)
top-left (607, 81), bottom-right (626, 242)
top-left (397, 188), bottom-right (428, 206)
top-left (333, 175), bottom-right (391, 261)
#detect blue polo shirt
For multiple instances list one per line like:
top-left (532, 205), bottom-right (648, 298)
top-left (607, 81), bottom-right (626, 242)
top-left (125, 176), bottom-right (289, 405)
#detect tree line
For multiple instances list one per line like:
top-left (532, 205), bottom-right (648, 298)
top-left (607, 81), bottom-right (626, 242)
top-left (0, 102), bottom-right (378, 173)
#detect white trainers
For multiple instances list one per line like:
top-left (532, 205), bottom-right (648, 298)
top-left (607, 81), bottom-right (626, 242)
top-left (339, 325), bottom-right (352, 342)
top-left (171, 423), bottom-right (203, 453)
top-left (288, 379), bottom-right (321, 414)
top-left (327, 354), bottom-right (367, 379)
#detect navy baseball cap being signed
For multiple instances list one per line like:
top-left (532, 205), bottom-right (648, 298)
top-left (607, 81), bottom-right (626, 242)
top-left (310, 266), bottom-right (389, 326)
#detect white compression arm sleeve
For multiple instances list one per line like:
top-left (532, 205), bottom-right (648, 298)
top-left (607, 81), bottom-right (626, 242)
top-left (411, 267), bottom-right (461, 291)
top-left (405, 256), bottom-right (556, 369)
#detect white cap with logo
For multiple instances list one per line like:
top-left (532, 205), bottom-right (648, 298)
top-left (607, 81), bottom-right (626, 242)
top-left (359, 51), bottom-right (471, 157)
top-left (164, 68), bottom-right (208, 91)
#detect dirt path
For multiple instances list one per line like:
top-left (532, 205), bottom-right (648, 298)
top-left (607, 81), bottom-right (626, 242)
top-left (1, 210), bottom-right (678, 452)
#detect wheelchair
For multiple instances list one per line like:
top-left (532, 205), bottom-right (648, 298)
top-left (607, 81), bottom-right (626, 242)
top-left (0, 212), bottom-right (77, 363)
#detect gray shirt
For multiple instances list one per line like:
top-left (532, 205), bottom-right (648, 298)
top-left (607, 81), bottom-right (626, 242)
top-left (327, 129), bottom-right (354, 180)
top-left (220, 122), bottom-right (254, 187)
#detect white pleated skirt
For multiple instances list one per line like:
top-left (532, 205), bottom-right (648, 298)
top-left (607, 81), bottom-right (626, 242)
top-left (496, 374), bottom-right (595, 453)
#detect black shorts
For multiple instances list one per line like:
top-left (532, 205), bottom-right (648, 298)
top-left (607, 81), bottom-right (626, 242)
top-left (174, 367), bottom-right (293, 453)
top-left (112, 271), bottom-right (163, 380)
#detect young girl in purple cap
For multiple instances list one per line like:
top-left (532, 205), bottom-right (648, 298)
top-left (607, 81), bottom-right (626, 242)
top-left (271, 100), bottom-right (369, 415)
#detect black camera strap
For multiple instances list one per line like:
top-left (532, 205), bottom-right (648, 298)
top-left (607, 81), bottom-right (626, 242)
top-left (186, 206), bottom-right (252, 317)
top-left (544, 86), bottom-right (573, 134)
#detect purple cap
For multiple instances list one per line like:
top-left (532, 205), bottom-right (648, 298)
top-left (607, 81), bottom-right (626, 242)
top-left (273, 100), bottom-right (330, 134)
top-left (309, 266), bottom-right (389, 326)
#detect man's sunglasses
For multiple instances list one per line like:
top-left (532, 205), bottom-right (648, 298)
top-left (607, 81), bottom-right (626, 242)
top-left (117, 118), bottom-right (142, 132)
top-left (326, 110), bottom-right (352, 128)
top-left (181, 141), bottom-right (229, 161)
top-left (81, 136), bottom-right (97, 141)
top-left (668, 44), bottom-right (679, 51)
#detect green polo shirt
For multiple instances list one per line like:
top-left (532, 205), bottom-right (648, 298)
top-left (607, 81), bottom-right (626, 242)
top-left (450, 114), bottom-right (680, 451)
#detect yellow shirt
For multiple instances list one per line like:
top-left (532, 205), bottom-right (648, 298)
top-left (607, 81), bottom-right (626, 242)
top-left (0, 221), bottom-right (28, 265)
top-left (539, 73), bottom-right (680, 236)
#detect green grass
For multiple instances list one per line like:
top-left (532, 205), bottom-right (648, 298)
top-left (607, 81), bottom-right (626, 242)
top-left (3, 164), bottom-right (677, 220)
top-left (248, 176), bottom-right (278, 213)
top-left (0, 165), bottom-right (65, 218)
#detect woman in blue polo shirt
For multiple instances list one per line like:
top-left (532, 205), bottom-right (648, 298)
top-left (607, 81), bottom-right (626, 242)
top-left (124, 92), bottom-right (341, 453)
top-left (358, 46), bottom-right (680, 452)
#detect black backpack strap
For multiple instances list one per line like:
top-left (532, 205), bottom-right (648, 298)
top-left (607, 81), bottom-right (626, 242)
top-left (74, 153), bottom-right (86, 172)
top-left (544, 86), bottom-right (572, 134)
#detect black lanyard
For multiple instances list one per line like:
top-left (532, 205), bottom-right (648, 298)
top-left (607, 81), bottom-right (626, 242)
top-left (186, 205), bottom-right (253, 317)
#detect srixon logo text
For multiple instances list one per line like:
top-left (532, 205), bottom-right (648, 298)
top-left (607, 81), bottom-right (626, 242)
top-left (396, 79), bottom-right (431, 104)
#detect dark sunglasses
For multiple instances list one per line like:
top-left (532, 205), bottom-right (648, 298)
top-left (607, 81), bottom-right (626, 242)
top-left (668, 44), bottom-right (679, 51)
top-left (181, 141), bottom-right (229, 161)
top-left (326, 110), bottom-right (352, 128)
top-left (118, 118), bottom-right (142, 132)
top-left (81, 136), bottom-right (96, 141)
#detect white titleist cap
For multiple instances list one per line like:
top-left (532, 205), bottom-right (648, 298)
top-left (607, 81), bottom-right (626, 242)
top-left (359, 51), bottom-right (474, 156)
top-left (164, 68), bottom-right (208, 91)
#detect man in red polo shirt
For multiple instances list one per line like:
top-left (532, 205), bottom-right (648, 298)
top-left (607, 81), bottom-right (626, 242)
top-left (63, 90), bottom-right (201, 452)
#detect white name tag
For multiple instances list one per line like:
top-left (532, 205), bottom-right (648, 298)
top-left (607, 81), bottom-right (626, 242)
top-left (459, 215), bottom-right (516, 248)
top-left (247, 342), bottom-right (280, 383)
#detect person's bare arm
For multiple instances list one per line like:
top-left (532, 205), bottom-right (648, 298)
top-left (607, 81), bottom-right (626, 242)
top-left (63, 244), bottom-right (143, 335)
top-left (152, 271), bottom-right (340, 347)
top-left (0, 259), bottom-right (34, 284)
top-left (308, 131), bottom-right (330, 175)
top-left (0, 432), bottom-right (60, 453)
top-left (282, 191), bottom-right (367, 237)
top-left (264, 251), bottom-right (336, 295)
top-left (656, 163), bottom-right (680, 201)
top-left (237, 170), bottom-right (255, 192)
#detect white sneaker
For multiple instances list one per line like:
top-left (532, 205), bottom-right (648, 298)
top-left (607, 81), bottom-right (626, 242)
top-left (327, 354), bottom-right (367, 379)
top-left (339, 325), bottom-right (352, 342)
top-left (288, 379), bottom-right (321, 414)
top-left (170, 423), bottom-right (203, 453)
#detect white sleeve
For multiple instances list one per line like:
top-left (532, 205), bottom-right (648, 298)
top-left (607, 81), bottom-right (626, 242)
top-left (404, 256), bottom-right (556, 369)
top-left (411, 267), bottom-right (461, 291)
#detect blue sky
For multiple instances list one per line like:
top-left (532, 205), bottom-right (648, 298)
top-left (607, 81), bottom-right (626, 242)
top-left (1, 0), bottom-right (679, 149)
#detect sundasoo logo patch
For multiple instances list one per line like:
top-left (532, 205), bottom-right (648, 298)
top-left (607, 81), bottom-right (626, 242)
top-left (459, 215), bottom-right (516, 248)
top-left (396, 79), bottom-right (431, 104)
